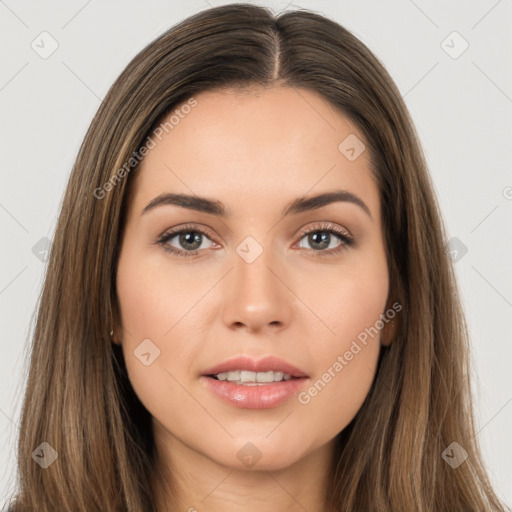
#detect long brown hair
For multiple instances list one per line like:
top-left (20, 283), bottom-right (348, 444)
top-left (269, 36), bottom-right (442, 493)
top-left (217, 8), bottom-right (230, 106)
top-left (7, 4), bottom-right (508, 511)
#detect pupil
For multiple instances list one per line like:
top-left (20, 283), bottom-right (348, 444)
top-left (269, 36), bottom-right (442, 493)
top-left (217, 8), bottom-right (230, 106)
top-left (180, 232), bottom-right (201, 250)
top-left (310, 232), bottom-right (329, 250)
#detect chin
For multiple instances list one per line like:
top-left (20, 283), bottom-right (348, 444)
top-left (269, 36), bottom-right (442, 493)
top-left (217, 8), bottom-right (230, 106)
top-left (205, 434), bottom-right (315, 472)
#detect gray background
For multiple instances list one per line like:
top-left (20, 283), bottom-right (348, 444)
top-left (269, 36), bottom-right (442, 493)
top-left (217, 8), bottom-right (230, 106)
top-left (1, 0), bottom-right (511, 507)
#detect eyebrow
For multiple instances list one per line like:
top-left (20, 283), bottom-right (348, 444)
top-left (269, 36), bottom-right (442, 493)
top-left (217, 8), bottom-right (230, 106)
top-left (141, 189), bottom-right (372, 219)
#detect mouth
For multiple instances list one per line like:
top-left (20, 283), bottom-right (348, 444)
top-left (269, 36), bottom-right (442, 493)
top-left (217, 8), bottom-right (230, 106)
top-left (200, 355), bottom-right (309, 409)
top-left (201, 355), bottom-right (309, 381)
top-left (206, 370), bottom-right (303, 385)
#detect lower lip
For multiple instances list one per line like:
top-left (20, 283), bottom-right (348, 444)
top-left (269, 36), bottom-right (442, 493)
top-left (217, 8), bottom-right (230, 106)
top-left (200, 376), bottom-right (309, 409)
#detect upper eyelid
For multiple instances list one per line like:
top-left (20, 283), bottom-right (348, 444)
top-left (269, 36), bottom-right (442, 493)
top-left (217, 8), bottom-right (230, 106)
top-left (159, 223), bottom-right (217, 242)
top-left (296, 222), bottom-right (351, 238)
top-left (159, 221), bottom-right (353, 245)
top-left (157, 222), bottom-right (355, 260)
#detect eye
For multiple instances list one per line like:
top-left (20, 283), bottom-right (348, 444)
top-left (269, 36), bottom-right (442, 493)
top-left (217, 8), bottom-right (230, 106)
top-left (295, 221), bottom-right (355, 257)
top-left (156, 222), bottom-right (355, 258)
top-left (156, 224), bottom-right (217, 258)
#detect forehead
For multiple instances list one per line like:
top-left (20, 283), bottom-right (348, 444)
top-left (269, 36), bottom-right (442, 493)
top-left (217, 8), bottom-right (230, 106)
top-left (130, 85), bottom-right (380, 220)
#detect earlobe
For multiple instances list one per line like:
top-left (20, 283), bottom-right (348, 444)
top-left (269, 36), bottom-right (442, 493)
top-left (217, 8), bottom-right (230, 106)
top-left (111, 302), bottom-right (123, 344)
top-left (381, 293), bottom-right (401, 346)
top-left (381, 317), bottom-right (397, 346)
top-left (381, 299), bottom-right (400, 346)
top-left (110, 326), bottom-right (123, 345)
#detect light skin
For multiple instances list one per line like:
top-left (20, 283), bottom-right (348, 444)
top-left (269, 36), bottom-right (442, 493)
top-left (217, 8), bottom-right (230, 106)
top-left (114, 85), bottom-right (394, 512)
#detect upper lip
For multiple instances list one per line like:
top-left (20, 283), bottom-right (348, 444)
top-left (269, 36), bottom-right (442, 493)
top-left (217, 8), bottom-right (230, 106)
top-left (202, 355), bottom-right (309, 378)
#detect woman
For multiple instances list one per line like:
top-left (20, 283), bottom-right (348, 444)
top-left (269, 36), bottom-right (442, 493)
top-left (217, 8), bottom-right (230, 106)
top-left (6, 3), bottom-right (508, 511)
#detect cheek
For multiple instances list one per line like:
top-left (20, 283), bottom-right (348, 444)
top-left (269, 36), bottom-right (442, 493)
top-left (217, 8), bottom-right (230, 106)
top-left (115, 248), bottom-right (200, 417)
top-left (297, 251), bottom-right (388, 429)
top-left (296, 343), bottom-right (379, 445)
top-left (327, 270), bottom-right (388, 345)
top-left (116, 246), bottom-right (203, 338)
top-left (294, 312), bottom-right (383, 443)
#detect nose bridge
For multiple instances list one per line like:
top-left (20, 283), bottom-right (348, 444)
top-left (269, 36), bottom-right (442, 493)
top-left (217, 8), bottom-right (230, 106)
top-left (221, 233), bottom-right (291, 332)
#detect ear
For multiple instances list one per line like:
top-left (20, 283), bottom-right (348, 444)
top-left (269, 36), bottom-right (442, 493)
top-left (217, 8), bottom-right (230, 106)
top-left (381, 317), bottom-right (397, 346)
top-left (111, 329), bottom-right (122, 345)
top-left (111, 301), bottom-right (123, 345)
top-left (381, 300), bottom-right (400, 346)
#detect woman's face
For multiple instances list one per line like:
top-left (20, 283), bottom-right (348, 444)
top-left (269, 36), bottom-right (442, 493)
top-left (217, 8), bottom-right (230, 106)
top-left (115, 85), bottom-right (390, 471)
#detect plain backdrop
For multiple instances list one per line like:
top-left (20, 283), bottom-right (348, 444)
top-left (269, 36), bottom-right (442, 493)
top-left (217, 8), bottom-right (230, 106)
top-left (1, 0), bottom-right (511, 507)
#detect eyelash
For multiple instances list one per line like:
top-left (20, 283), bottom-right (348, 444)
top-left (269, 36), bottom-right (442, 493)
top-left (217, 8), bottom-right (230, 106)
top-left (156, 222), bottom-right (355, 259)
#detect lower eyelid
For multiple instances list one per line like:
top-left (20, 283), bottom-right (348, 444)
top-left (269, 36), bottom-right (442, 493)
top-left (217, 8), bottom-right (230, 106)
top-left (157, 224), bottom-right (354, 257)
top-left (158, 230), bottom-right (216, 251)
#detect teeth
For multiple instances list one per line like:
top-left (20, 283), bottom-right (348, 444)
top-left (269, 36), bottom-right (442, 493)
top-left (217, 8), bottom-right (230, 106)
top-left (214, 370), bottom-right (293, 384)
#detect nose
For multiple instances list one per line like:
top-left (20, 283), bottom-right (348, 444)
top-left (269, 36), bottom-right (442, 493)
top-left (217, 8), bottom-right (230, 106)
top-left (220, 245), bottom-right (292, 334)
